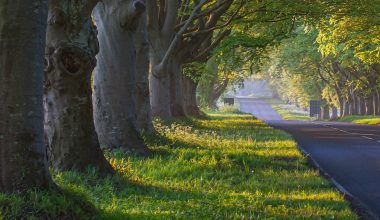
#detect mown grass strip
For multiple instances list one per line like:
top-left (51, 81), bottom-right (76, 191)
top-left (1, 113), bottom-right (356, 219)
top-left (338, 115), bottom-right (380, 125)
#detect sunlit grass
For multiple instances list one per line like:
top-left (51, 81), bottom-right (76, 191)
top-left (0, 113), bottom-right (356, 219)
top-left (265, 98), bottom-right (310, 121)
top-left (338, 115), bottom-right (380, 125)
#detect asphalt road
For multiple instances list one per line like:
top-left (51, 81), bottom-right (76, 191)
top-left (237, 97), bottom-right (380, 219)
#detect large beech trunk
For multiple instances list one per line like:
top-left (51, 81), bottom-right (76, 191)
top-left (0, 0), bottom-right (52, 192)
top-left (150, 55), bottom-right (172, 119)
top-left (135, 14), bottom-right (154, 132)
top-left (44, 0), bottom-right (112, 174)
top-left (183, 75), bottom-right (202, 117)
top-left (170, 61), bottom-right (186, 117)
top-left (93, 1), bottom-right (148, 154)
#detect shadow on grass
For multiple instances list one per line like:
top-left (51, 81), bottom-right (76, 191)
top-left (0, 187), bottom-right (98, 219)
top-left (1, 113), bottom-right (355, 219)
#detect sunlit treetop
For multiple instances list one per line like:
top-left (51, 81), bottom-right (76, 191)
top-left (317, 14), bottom-right (380, 65)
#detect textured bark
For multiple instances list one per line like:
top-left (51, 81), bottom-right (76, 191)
top-left (93, 0), bottom-right (149, 154)
top-left (135, 13), bottom-right (154, 132)
top-left (170, 61), bottom-right (186, 117)
top-left (183, 75), bottom-right (202, 117)
top-left (150, 55), bottom-right (172, 119)
top-left (44, 0), bottom-right (113, 174)
top-left (0, 0), bottom-right (52, 192)
top-left (146, 0), bottom-right (234, 119)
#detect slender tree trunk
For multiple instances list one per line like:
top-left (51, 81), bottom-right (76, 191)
top-left (331, 107), bottom-right (338, 119)
top-left (350, 92), bottom-right (358, 115)
top-left (183, 75), bottom-right (201, 117)
top-left (339, 98), bottom-right (344, 117)
top-left (0, 0), bottom-right (52, 192)
top-left (343, 97), bottom-right (350, 116)
top-left (358, 96), bottom-right (364, 115)
top-left (373, 93), bottom-right (378, 116)
top-left (366, 96), bottom-right (374, 115)
top-left (93, 1), bottom-right (148, 154)
top-left (321, 105), bottom-right (330, 120)
top-left (170, 61), bottom-right (186, 117)
top-left (135, 13), bottom-right (154, 132)
top-left (44, 1), bottom-right (112, 174)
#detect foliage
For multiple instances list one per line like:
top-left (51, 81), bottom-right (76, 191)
top-left (0, 114), bottom-right (355, 219)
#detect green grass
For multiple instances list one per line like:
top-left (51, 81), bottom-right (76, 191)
top-left (338, 115), bottom-right (380, 125)
top-left (0, 113), bottom-right (356, 219)
top-left (265, 98), bottom-right (310, 121)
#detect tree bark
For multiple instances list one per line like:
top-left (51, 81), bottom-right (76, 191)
top-left (331, 107), bottom-right (338, 119)
top-left (373, 93), bottom-right (378, 116)
top-left (183, 75), bottom-right (202, 117)
top-left (360, 96), bottom-right (366, 115)
top-left (93, 1), bottom-right (149, 154)
top-left (321, 105), bottom-right (330, 120)
top-left (170, 61), bottom-right (187, 117)
top-left (338, 98), bottom-right (344, 117)
top-left (135, 13), bottom-right (154, 132)
top-left (44, 0), bottom-right (113, 174)
top-left (149, 55), bottom-right (172, 119)
top-left (343, 97), bottom-right (350, 116)
top-left (0, 0), bottom-right (52, 192)
top-left (365, 96), bottom-right (374, 115)
top-left (350, 92), bottom-right (358, 115)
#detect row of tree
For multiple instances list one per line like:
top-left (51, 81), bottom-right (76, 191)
top-left (0, 0), bottom-right (250, 193)
top-left (1, 0), bottom-right (376, 193)
top-left (260, 11), bottom-right (380, 119)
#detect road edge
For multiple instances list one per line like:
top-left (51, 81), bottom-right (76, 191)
top-left (297, 144), bottom-right (378, 220)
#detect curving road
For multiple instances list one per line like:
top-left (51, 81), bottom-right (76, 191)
top-left (237, 97), bottom-right (380, 219)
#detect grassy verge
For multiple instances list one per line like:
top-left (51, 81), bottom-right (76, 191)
top-left (1, 113), bottom-right (356, 219)
top-left (337, 115), bottom-right (380, 125)
top-left (264, 98), bottom-right (310, 121)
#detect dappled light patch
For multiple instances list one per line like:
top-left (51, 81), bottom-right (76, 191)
top-left (0, 113), bottom-right (356, 219)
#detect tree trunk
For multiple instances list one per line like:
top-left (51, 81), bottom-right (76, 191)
top-left (339, 98), bottom-right (344, 117)
top-left (135, 13), bottom-right (154, 132)
top-left (373, 93), bottom-right (378, 116)
top-left (170, 61), bottom-right (187, 117)
top-left (321, 105), bottom-right (330, 120)
top-left (0, 0), bottom-right (52, 192)
top-left (150, 55), bottom-right (172, 119)
top-left (365, 96), bottom-right (374, 115)
top-left (350, 93), bottom-right (358, 115)
top-left (331, 107), bottom-right (338, 119)
top-left (93, 1), bottom-right (148, 154)
top-left (343, 98), bottom-right (350, 116)
top-left (183, 75), bottom-right (202, 117)
top-left (44, 1), bottom-right (113, 174)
